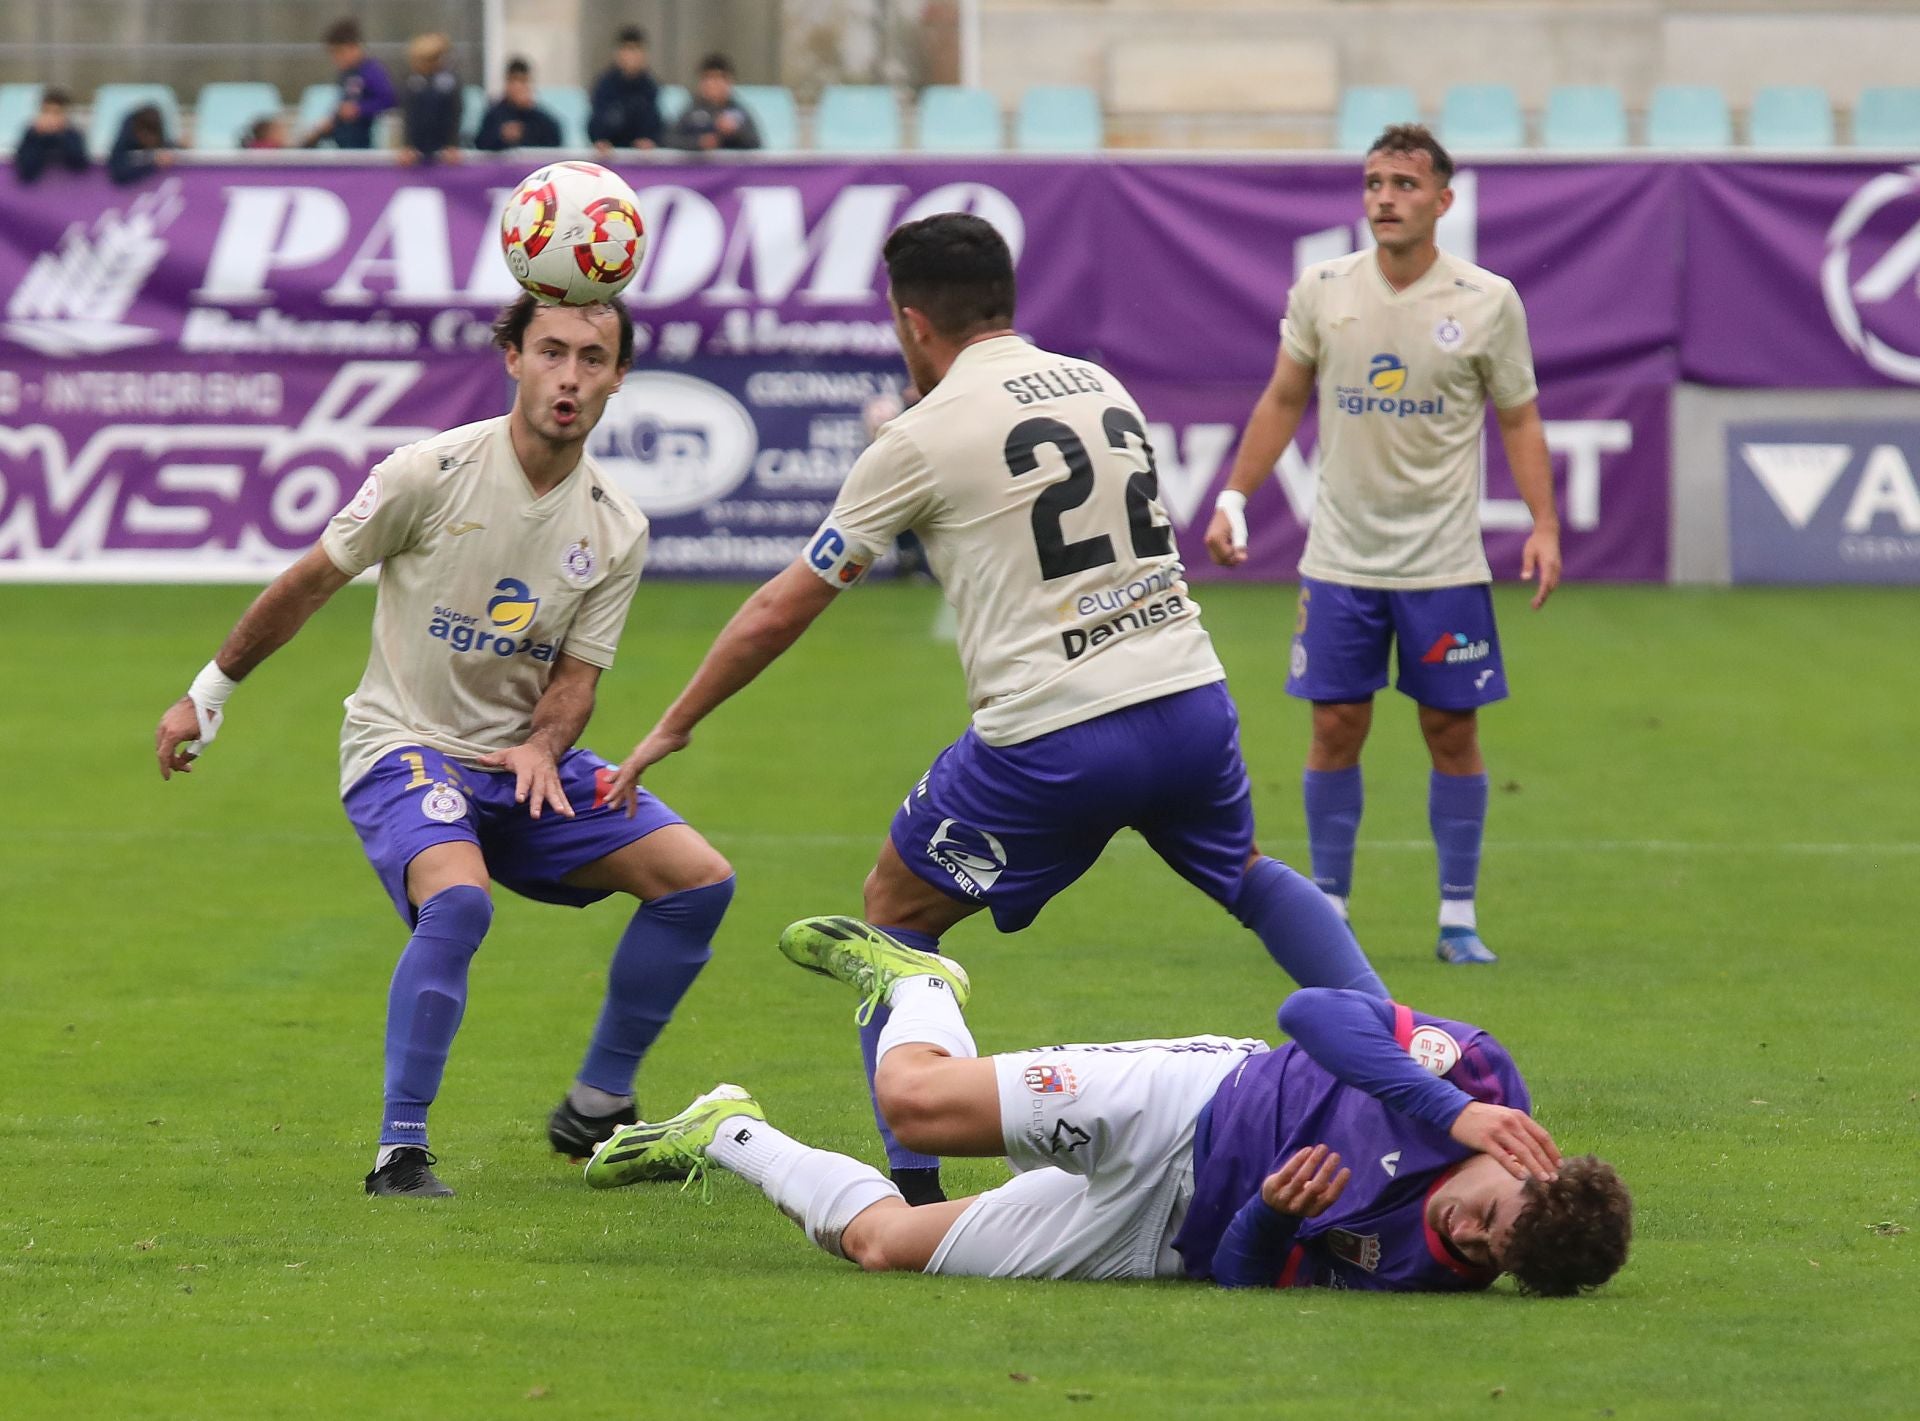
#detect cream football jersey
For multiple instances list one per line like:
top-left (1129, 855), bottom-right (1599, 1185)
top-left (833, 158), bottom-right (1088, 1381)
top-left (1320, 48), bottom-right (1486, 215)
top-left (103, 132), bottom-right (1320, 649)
top-left (1281, 248), bottom-right (1539, 589)
top-left (804, 335), bottom-right (1224, 747)
top-left (321, 416), bottom-right (649, 795)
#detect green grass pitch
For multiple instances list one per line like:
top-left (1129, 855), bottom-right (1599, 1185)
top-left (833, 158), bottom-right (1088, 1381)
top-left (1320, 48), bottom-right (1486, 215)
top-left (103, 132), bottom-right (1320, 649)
top-left (2, 580), bottom-right (1915, 1418)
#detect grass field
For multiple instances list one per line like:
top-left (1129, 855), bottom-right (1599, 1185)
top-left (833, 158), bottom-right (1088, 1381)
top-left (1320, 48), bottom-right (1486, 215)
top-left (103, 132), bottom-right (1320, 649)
top-left (2, 580), bottom-right (1915, 1419)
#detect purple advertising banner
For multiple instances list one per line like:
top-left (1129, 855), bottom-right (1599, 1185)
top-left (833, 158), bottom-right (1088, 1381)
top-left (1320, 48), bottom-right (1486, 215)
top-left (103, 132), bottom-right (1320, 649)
top-left (1727, 420), bottom-right (1920, 583)
top-left (0, 158), bottom-right (1691, 581)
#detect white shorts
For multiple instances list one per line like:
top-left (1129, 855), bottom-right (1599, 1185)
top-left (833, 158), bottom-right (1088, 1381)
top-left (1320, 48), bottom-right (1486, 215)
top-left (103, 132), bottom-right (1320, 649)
top-left (926, 1035), bottom-right (1268, 1281)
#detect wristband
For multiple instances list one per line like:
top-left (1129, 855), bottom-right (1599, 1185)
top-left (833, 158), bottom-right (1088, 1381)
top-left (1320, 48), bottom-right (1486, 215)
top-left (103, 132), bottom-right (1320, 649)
top-left (1214, 489), bottom-right (1249, 550)
top-left (186, 659), bottom-right (237, 753)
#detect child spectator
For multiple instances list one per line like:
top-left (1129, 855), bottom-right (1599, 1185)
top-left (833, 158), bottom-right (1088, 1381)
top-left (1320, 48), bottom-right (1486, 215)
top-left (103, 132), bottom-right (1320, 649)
top-left (588, 25), bottom-right (662, 152)
top-left (476, 58), bottom-right (561, 151)
top-left (109, 104), bottom-right (174, 185)
top-left (399, 31), bottom-right (464, 165)
top-left (243, 115), bottom-right (289, 150)
top-left (14, 89), bottom-right (88, 182)
top-left (669, 53), bottom-right (761, 151)
top-left (305, 17), bottom-right (395, 149)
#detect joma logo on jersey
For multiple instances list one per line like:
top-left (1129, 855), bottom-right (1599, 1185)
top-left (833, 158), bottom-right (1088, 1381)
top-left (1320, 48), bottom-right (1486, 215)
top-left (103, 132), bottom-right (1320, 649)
top-left (1421, 632), bottom-right (1490, 665)
top-left (426, 580), bottom-right (558, 661)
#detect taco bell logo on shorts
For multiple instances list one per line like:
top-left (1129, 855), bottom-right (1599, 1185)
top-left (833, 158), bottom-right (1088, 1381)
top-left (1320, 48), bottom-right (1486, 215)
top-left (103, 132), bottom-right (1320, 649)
top-left (1823, 168), bottom-right (1920, 384)
top-left (1420, 632), bottom-right (1490, 665)
top-left (926, 818), bottom-right (1008, 896)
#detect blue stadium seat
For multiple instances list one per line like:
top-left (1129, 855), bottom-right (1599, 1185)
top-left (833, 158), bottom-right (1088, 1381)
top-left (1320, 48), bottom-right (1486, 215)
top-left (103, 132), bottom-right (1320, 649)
top-left (1336, 85), bottom-right (1418, 152)
top-left (194, 82), bottom-right (283, 152)
top-left (815, 84), bottom-right (902, 152)
top-left (658, 83), bottom-right (690, 124)
top-left (733, 84), bottom-right (797, 151)
top-left (0, 83), bottom-right (45, 147)
top-left (88, 82), bottom-right (181, 155)
top-left (295, 81), bottom-right (339, 141)
top-left (917, 84), bottom-right (1001, 152)
top-left (1851, 86), bottom-right (1920, 148)
top-left (460, 84), bottom-right (486, 145)
top-left (1439, 83), bottom-right (1524, 150)
top-left (1015, 85), bottom-right (1102, 152)
top-left (538, 85), bottom-right (590, 147)
top-left (1542, 85), bottom-right (1628, 150)
top-left (1749, 85), bottom-right (1833, 149)
top-left (1646, 84), bottom-right (1730, 149)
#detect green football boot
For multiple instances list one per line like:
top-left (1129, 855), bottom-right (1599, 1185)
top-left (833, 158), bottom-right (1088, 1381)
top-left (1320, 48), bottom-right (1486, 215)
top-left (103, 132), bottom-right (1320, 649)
top-left (776, 916), bottom-right (971, 1025)
top-left (584, 1084), bottom-right (766, 1192)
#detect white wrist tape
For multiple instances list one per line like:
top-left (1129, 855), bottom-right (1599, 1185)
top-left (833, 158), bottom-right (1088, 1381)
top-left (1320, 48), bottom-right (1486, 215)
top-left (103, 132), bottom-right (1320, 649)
top-left (1215, 489), bottom-right (1249, 550)
top-left (186, 659), bottom-right (237, 752)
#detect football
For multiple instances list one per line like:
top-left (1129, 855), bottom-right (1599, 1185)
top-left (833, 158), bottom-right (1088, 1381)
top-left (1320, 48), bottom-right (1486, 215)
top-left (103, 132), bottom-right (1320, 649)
top-left (500, 161), bottom-right (646, 305)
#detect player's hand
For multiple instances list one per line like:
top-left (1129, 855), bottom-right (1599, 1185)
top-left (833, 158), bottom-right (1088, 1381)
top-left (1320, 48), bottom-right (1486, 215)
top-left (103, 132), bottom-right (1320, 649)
top-left (1449, 1101), bottom-right (1560, 1182)
top-left (474, 744), bottom-right (575, 820)
top-left (1521, 526), bottom-right (1562, 610)
top-left (1204, 507), bottom-right (1248, 567)
top-left (1260, 1145), bottom-right (1350, 1218)
top-left (603, 728), bottom-right (690, 816)
top-left (154, 697), bottom-right (203, 780)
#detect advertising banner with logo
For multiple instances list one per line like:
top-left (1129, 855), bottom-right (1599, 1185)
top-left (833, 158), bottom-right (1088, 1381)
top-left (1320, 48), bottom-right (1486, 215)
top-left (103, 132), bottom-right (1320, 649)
top-left (1, 158), bottom-right (1686, 581)
top-left (1727, 420), bottom-right (1920, 582)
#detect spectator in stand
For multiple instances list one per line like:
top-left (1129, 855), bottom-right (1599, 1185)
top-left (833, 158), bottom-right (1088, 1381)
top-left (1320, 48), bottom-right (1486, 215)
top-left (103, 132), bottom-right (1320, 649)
top-left (476, 58), bottom-right (562, 151)
top-left (669, 53), bottom-right (761, 152)
top-left (13, 89), bottom-right (88, 182)
top-left (305, 17), bottom-right (396, 149)
top-left (588, 25), bottom-right (662, 153)
top-left (244, 115), bottom-right (290, 150)
top-left (399, 31), bottom-right (465, 166)
top-left (109, 104), bottom-right (175, 185)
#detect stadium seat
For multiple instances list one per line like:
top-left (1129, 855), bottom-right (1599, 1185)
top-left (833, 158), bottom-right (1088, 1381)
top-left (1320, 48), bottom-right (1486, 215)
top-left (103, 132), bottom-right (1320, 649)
top-left (461, 84), bottom-right (486, 145)
top-left (1336, 85), bottom-right (1418, 152)
top-left (87, 82), bottom-right (180, 155)
top-left (1646, 84), bottom-right (1731, 149)
top-left (916, 85), bottom-right (1001, 152)
top-left (0, 82), bottom-right (44, 147)
top-left (1542, 85), bottom-right (1628, 150)
top-left (295, 81), bottom-right (338, 141)
top-left (1749, 85), bottom-right (1834, 149)
top-left (1851, 86), bottom-right (1920, 148)
top-left (1438, 83), bottom-right (1524, 150)
top-left (658, 83), bottom-right (690, 124)
top-left (815, 84), bottom-right (902, 152)
top-left (193, 82), bottom-right (284, 152)
top-left (733, 85), bottom-right (797, 151)
top-left (538, 85), bottom-right (590, 147)
top-left (1015, 85), bottom-right (1102, 152)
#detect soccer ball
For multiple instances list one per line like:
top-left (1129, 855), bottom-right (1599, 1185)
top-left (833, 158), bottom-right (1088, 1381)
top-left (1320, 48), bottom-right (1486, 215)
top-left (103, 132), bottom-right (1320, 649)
top-left (500, 161), bottom-right (646, 305)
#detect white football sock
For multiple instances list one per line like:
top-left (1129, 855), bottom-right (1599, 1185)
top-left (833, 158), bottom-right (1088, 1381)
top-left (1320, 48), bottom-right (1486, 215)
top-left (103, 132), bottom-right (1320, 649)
top-left (708, 1117), bottom-right (900, 1259)
top-left (877, 974), bottom-right (977, 1063)
top-left (374, 1144), bottom-right (415, 1171)
top-left (1439, 898), bottom-right (1478, 930)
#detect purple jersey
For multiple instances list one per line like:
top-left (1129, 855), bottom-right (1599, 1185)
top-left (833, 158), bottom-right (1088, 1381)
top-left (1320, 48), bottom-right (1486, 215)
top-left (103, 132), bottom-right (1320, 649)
top-left (1173, 1002), bottom-right (1528, 1292)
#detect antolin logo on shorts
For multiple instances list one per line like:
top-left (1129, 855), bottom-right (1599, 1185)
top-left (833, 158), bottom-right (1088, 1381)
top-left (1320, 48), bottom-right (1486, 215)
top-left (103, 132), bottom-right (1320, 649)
top-left (426, 578), bottom-right (558, 661)
top-left (1336, 353), bottom-right (1444, 418)
top-left (1421, 632), bottom-right (1490, 665)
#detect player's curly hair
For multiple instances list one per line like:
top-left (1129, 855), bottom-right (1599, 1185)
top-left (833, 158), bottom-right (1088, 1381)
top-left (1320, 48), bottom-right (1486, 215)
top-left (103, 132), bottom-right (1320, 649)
top-left (492, 293), bottom-right (634, 368)
top-left (1503, 1155), bottom-right (1632, 1297)
top-left (1367, 123), bottom-right (1454, 186)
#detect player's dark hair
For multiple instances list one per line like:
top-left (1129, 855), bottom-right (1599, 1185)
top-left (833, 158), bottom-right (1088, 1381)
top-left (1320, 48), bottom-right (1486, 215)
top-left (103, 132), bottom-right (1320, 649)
top-left (1503, 1155), bottom-right (1632, 1297)
top-left (1368, 122), bottom-right (1454, 186)
top-left (126, 105), bottom-right (166, 148)
top-left (883, 213), bottom-right (1017, 341)
top-left (698, 52), bottom-right (735, 77)
top-left (323, 17), bottom-right (363, 47)
top-left (492, 293), bottom-right (635, 368)
top-left (505, 57), bottom-right (532, 80)
top-left (617, 25), bottom-right (648, 47)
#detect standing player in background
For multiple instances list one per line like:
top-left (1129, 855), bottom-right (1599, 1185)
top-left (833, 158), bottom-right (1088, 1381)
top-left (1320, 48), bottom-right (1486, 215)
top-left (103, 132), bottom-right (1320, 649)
top-left (1206, 124), bottom-right (1562, 966)
top-left (604, 213), bottom-right (1386, 1207)
top-left (588, 921), bottom-right (1630, 1298)
top-left (153, 296), bottom-right (734, 1198)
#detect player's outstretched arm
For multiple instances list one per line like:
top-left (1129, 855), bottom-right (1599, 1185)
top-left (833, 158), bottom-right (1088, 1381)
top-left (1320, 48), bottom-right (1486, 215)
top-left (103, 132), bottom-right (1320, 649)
top-left (473, 653), bottom-right (601, 820)
top-left (605, 558), bottom-right (840, 813)
top-left (154, 545), bottom-right (353, 779)
top-left (1205, 348), bottom-right (1314, 567)
top-left (1495, 399), bottom-right (1561, 609)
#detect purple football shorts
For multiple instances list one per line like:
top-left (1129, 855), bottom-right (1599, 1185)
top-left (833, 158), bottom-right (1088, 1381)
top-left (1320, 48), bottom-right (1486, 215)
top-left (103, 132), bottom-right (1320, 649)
top-left (888, 681), bottom-right (1254, 933)
top-left (1284, 577), bottom-right (1508, 710)
top-left (342, 743), bottom-right (683, 922)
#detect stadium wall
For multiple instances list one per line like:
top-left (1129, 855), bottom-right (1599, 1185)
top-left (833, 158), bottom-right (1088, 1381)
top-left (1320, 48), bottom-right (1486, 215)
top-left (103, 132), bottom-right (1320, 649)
top-left (0, 154), bottom-right (1915, 585)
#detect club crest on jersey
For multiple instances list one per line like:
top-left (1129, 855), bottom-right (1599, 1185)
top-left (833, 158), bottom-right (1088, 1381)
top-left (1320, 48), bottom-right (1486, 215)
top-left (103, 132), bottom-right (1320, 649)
top-left (345, 472), bottom-right (381, 521)
top-left (1368, 354), bottom-right (1407, 394)
top-left (1434, 317), bottom-right (1465, 351)
top-left (420, 782), bottom-right (468, 823)
top-left (1326, 1228), bottom-right (1382, 1273)
top-left (561, 538), bottom-right (595, 582)
top-left (487, 578), bottom-right (540, 633)
top-left (926, 818), bottom-right (1007, 896)
top-left (1408, 1025), bottom-right (1461, 1076)
top-left (1023, 1063), bottom-right (1079, 1096)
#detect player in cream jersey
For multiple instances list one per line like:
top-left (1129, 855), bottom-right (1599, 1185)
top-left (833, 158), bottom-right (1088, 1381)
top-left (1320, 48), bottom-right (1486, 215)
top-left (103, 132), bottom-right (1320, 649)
top-left (606, 214), bottom-right (1386, 1207)
top-left (155, 298), bottom-right (736, 1198)
top-left (1206, 125), bottom-right (1563, 967)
